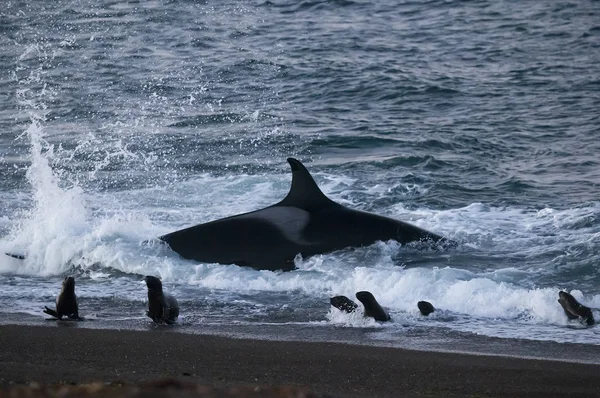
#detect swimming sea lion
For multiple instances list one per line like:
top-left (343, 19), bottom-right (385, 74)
top-left (43, 276), bottom-right (80, 320)
top-left (355, 291), bottom-right (391, 322)
top-left (558, 291), bottom-right (594, 326)
top-left (144, 276), bottom-right (179, 324)
top-left (330, 295), bottom-right (359, 313)
top-left (330, 292), bottom-right (390, 322)
top-left (417, 301), bottom-right (435, 316)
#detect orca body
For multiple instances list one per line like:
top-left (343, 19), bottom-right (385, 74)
top-left (159, 158), bottom-right (452, 271)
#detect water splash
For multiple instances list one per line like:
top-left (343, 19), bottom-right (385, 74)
top-left (1, 43), bottom-right (91, 275)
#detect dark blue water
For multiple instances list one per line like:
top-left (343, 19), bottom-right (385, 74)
top-left (1, 0), bottom-right (599, 361)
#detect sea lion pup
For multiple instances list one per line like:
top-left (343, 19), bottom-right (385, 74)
top-left (558, 291), bottom-right (595, 326)
top-left (355, 291), bottom-right (391, 322)
top-left (417, 301), bottom-right (435, 316)
top-left (43, 276), bottom-right (80, 320)
top-left (144, 276), bottom-right (179, 324)
top-left (330, 295), bottom-right (359, 314)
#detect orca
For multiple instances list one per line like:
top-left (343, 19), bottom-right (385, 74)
top-left (159, 158), bottom-right (453, 271)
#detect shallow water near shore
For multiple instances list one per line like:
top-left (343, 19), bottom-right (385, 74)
top-left (4, 310), bottom-right (600, 366)
top-left (1, 0), bottom-right (599, 361)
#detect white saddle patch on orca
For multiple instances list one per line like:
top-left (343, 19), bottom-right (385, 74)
top-left (242, 206), bottom-right (310, 245)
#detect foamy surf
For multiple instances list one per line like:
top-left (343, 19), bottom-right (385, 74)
top-left (2, 118), bottom-right (599, 347)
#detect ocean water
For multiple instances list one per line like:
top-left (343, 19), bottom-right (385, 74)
top-left (1, 0), bottom-right (600, 362)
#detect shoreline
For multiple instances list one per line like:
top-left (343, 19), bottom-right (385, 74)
top-left (3, 312), bottom-right (600, 366)
top-left (1, 324), bottom-right (600, 397)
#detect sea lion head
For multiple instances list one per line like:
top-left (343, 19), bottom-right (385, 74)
top-left (558, 291), bottom-right (595, 326)
top-left (355, 291), bottom-right (376, 304)
top-left (144, 275), bottom-right (163, 292)
top-left (558, 291), bottom-right (574, 305)
top-left (61, 276), bottom-right (76, 294)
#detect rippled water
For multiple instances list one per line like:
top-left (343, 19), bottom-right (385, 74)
top-left (1, 0), bottom-right (599, 361)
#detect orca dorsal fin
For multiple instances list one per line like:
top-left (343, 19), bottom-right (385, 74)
top-left (277, 158), bottom-right (337, 210)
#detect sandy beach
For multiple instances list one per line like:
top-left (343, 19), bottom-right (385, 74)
top-left (0, 325), bottom-right (599, 397)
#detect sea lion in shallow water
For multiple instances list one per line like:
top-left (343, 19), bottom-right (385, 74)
top-left (144, 276), bottom-right (179, 324)
top-left (330, 292), bottom-right (390, 322)
top-left (43, 276), bottom-right (80, 320)
top-left (558, 291), bottom-right (594, 326)
top-left (417, 301), bottom-right (435, 316)
top-left (355, 291), bottom-right (391, 322)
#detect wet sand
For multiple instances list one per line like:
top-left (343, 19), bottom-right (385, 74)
top-left (0, 325), bottom-right (599, 397)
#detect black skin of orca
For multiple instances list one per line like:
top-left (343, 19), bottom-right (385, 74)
top-left (355, 291), bottom-right (391, 322)
top-left (417, 300), bottom-right (435, 316)
top-left (159, 158), bottom-right (454, 271)
top-left (145, 276), bottom-right (179, 325)
top-left (558, 291), bottom-right (594, 326)
top-left (43, 276), bottom-right (81, 320)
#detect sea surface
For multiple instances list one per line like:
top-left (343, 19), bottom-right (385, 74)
top-left (1, 0), bottom-right (600, 363)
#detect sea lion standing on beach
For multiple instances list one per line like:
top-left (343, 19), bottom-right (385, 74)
top-left (43, 276), bottom-right (80, 320)
top-left (144, 276), bottom-right (179, 324)
top-left (558, 291), bottom-right (595, 326)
